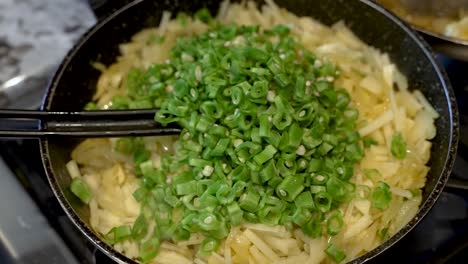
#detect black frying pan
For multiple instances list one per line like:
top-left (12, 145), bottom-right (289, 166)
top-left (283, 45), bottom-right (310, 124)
top-left (39, 0), bottom-right (459, 263)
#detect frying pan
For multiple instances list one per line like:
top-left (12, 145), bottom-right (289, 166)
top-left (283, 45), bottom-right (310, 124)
top-left (39, 0), bottom-right (459, 263)
top-left (373, 0), bottom-right (468, 61)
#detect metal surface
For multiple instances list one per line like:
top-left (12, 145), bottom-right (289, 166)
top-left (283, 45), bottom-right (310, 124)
top-left (37, 0), bottom-right (459, 263)
top-left (0, 157), bottom-right (78, 264)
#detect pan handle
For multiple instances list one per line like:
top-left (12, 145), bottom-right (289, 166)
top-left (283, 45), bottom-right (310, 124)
top-left (87, 0), bottom-right (134, 21)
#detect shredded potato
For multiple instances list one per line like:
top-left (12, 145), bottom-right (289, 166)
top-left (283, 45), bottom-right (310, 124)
top-left (67, 1), bottom-right (438, 263)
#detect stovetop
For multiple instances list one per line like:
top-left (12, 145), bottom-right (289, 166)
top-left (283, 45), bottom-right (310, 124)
top-left (1, 1), bottom-right (468, 263)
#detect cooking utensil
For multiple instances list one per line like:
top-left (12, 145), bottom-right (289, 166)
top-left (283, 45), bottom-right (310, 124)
top-left (39, 0), bottom-right (459, 263)
top-left (0, 109), bottom-right (180, 138)
top-left (376, 0), bottom-right (468, 60)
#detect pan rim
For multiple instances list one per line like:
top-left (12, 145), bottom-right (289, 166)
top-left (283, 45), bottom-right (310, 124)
top-left (39, 0), bottom-right (459, 263)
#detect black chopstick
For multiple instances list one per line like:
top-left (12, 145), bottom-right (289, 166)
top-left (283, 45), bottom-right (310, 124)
top-left (0, 127), bottom-right (182, 138)
top-left (0, 109), bottom-right (158, 120)
top-left (0, 109), bottom-right (182, 138)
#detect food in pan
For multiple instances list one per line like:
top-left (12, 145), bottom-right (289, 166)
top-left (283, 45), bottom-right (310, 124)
top-left (378, 0), bottom-right (468, 41)
top-left (66, 1), bottom-right (438, 263)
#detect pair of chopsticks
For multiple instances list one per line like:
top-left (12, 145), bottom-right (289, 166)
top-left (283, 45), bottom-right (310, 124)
top-left (0, 109), bottom-right (181, 138)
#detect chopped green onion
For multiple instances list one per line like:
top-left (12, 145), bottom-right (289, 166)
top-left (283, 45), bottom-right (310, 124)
top-left (311, 173), bottom-right (328, 185)
top-left (259, 114), bottom-right (271, 138)
top-left (133, 147), bottom-right (151, 165)
top-left (229, 165), bottom-right (249, 181)
top-left (325, 244), bottom-right (346, 263)
top-left (344, 142), bottom-right (364, 161)
top-left (133, 187), bottom-right (149, 203)
top-left (148, 34), bottom-right (165, 44)
top-left (292, 207), bottom-right (312, 226)
top-left (84, 102), bottom-right (99, 110)
top-left (227, 202), bottom-right (244, 226)
top-left (314, 192), bottom-right (332, 212)
top-left (355, 185), bottom-right (371, 200)
top-left (326, 176), bottom-right (354, 202)
top-left (70, 178), bottom-right (92, 204)
top-left (232, 181), bottom-right (247, 196)
top-left (198, 212), bottom-right (221, 231)
top-left (105, 226), bottom-right (132, 245)
top-left (181, 213), bottom-right (200, 233)
top-left (302, 217), bottom-right (323, 238)
top-left (326, 211), bottom-right (344, 236)
top-left (307, 159), bottom-right (323, 172)
top-left (194, 8), bottom-right (213, 24)
top-left (377, 227), bottom-right (389, 240)
top-left (364, 168), bottom-right (381, 182)
top-left (189, 158), bottom-right (211, 168)
top-left (239, 191), bottom-right (260, 213)
top-left (174, 226), bottom-right (191, 241)
top-left (260, 160), bottom-right (277, 183)
top-left (286, 123), bottom-right (304, 150)
top-left (199, 237), bottom-right (220, 256)
top-left (276, 175), bottom-right (304, 202)
top-left (363, 137), bottom-right (378, 148)
top-left (132, 215), bottom-right (149, 241)
top-left (176, 181), bottom-right (198, 196)
top-left (176, 12), bottom-right (188, 27)
top-left (208, 221), bottom-right (229, 239)
top-left (216, 184), bottom-right (235, 204)
top-left (372, 181), bottom-right (392, 210)
top-left (273, 112), bottom-right (292, 131)
top-left (139, 237), bottom-right (160, 262)
top-left (391, 132), bottom-right (407, 159)
top-left (310, 185), bottom-right (327, 194)
top-left (258, 206), bottom-right (282, 225)
top-left (410, 189), bottom-right (421, 197)
top-left (271, 24), bottom-right (291, 37)
top-left (253, 145), bottom-right (277, 165)
top-left (114, 138), bottom-right (136, 154)
top-left (294, 191), bottom-right (314, 209)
